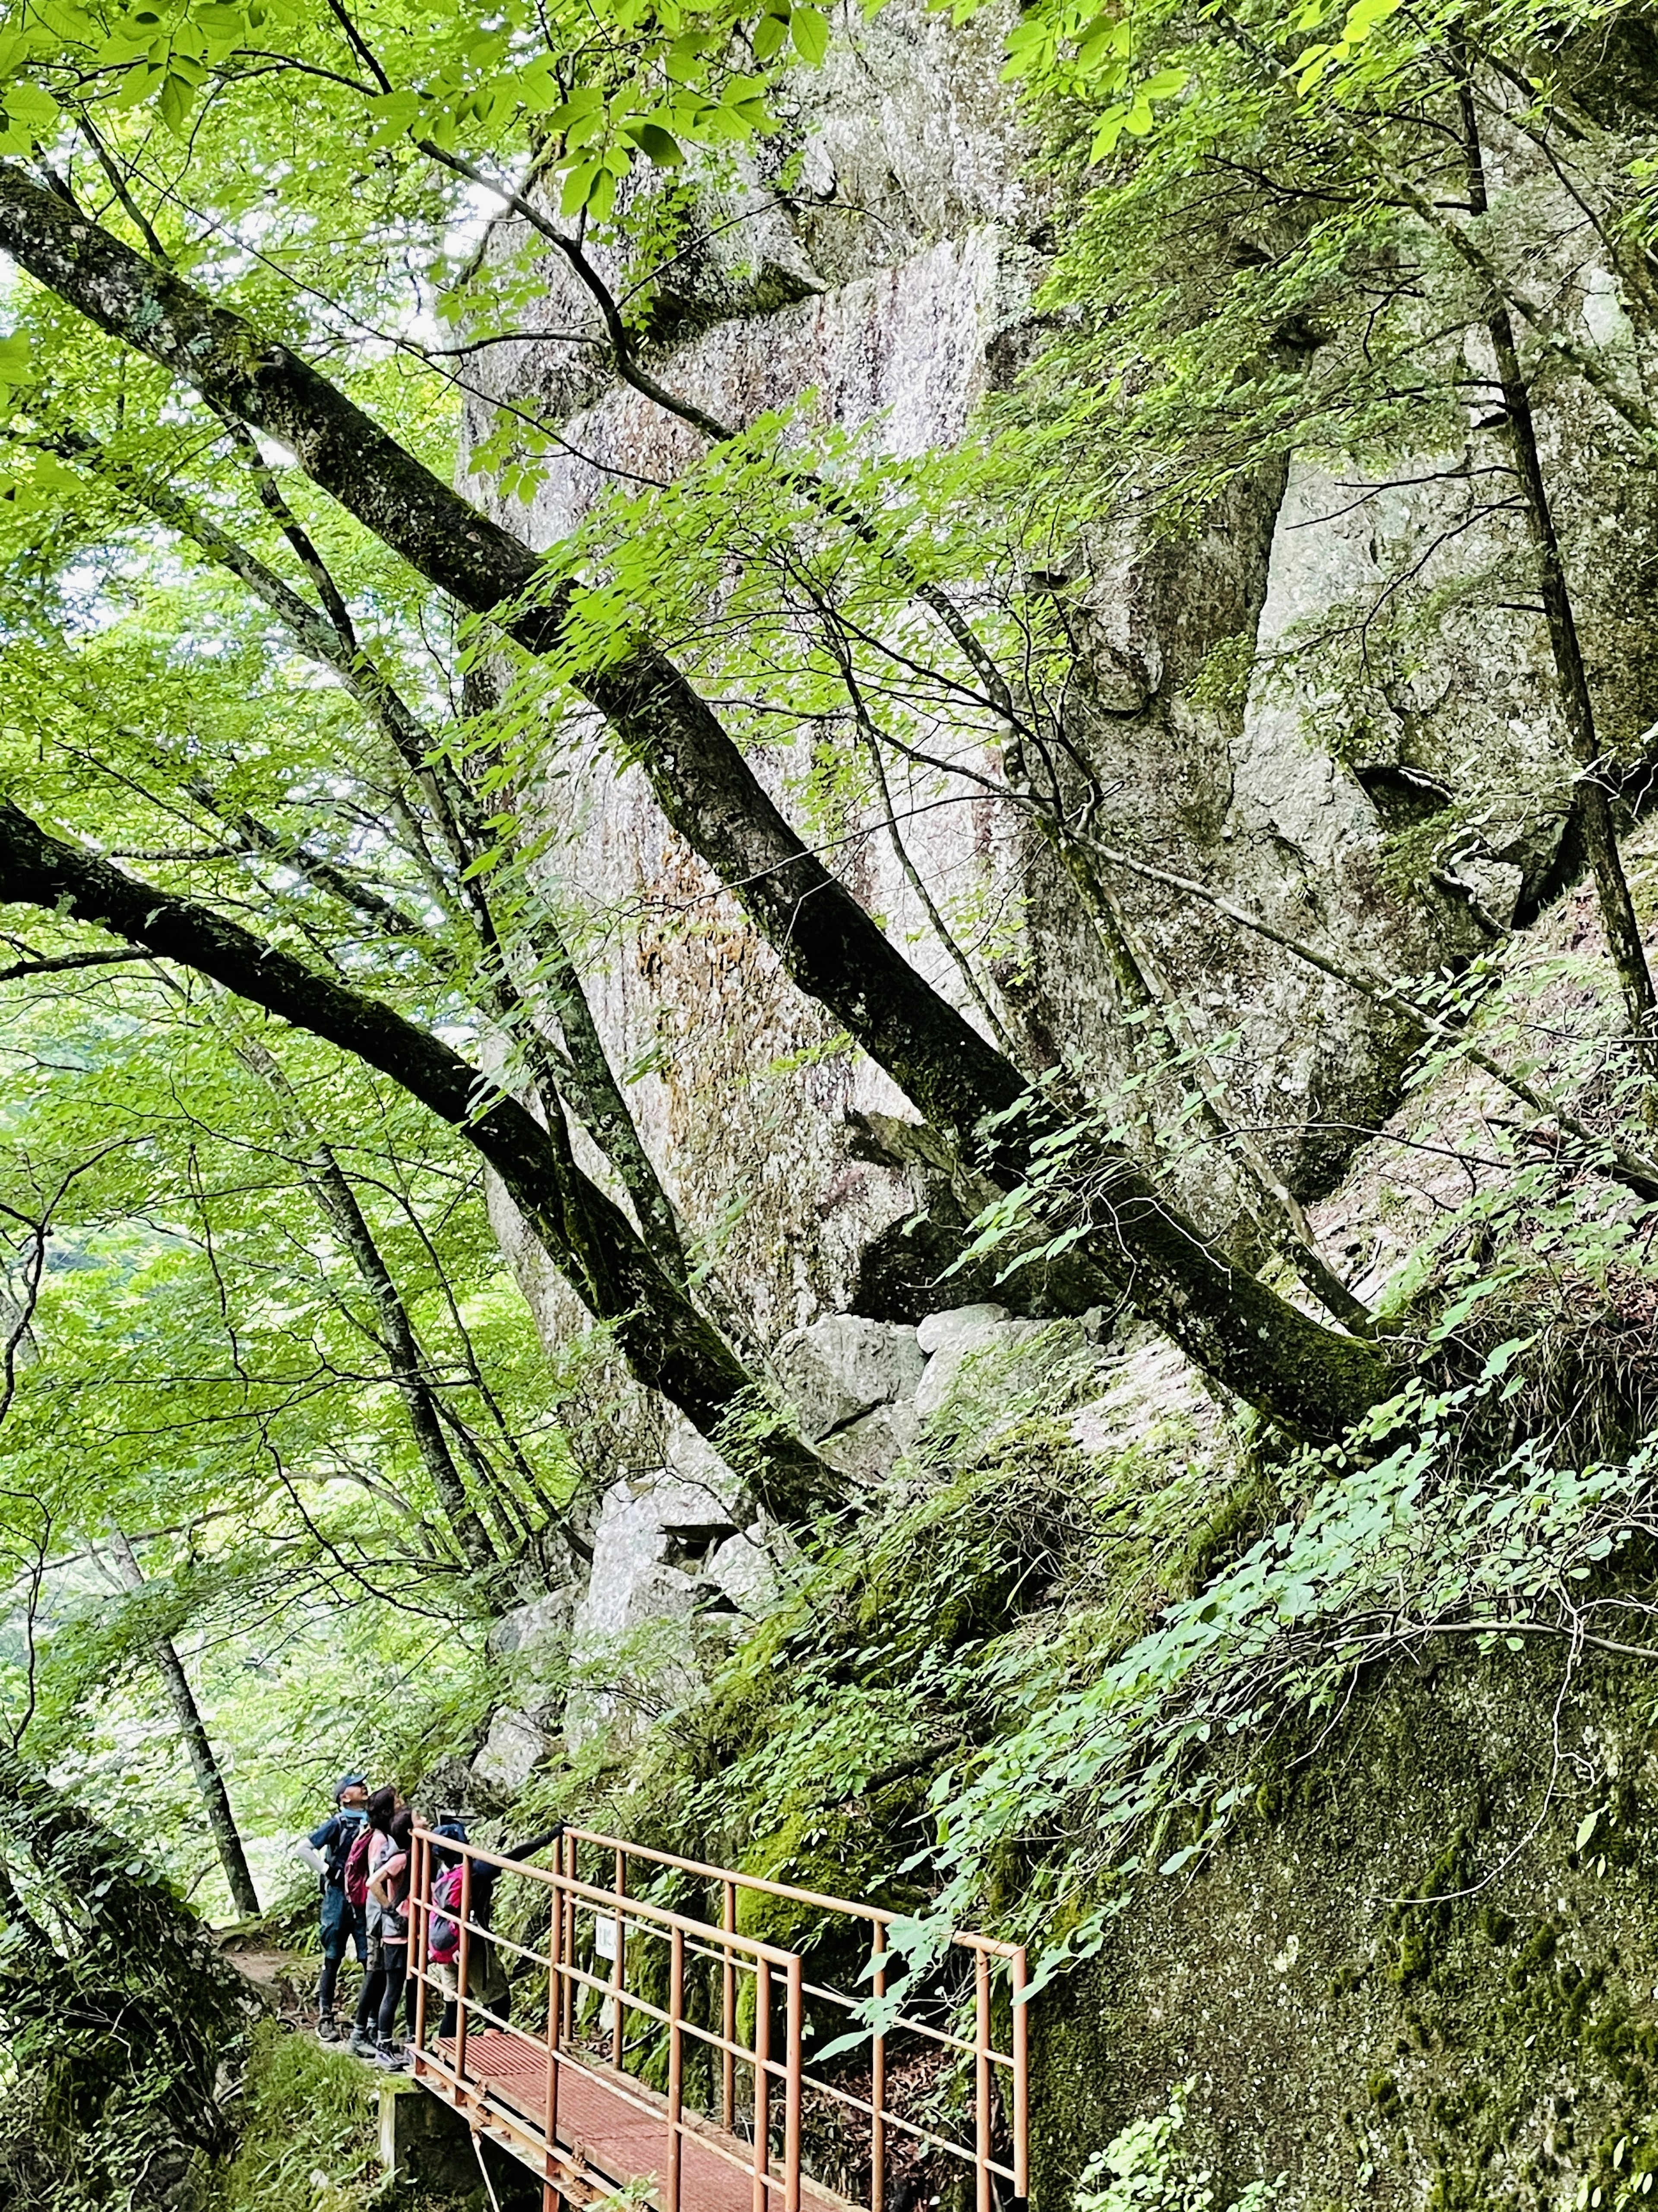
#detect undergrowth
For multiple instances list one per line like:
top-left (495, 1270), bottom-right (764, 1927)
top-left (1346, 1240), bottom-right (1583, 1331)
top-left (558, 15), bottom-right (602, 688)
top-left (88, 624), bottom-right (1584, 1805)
top-left (198, 2022), bottom-right (384, 2212)
top-left (522, 1309), bottom-right (1658, 2017)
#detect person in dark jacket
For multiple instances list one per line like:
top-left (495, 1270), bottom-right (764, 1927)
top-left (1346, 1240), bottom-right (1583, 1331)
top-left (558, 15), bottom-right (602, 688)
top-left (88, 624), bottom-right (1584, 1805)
top-left (294, 1772), bottom-right (369, 2043)
top-left (433, 1823), bottom-right (565, 2040)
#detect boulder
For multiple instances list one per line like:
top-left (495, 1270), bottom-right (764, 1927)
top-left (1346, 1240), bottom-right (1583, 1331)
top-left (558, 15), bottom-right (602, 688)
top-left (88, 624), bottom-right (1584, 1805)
top-left (914, 1309), bottom-right (1039, 1421)
top-left (818, 1404), bottom-right (918, 1483)
top-left (772, 1314), bottom-right (925, 1440)
top-left (487, 1588), bottom-right (575, 1667)
top-left (471, 1708), bottom-right (558, 1795)
top-left (915, 1303), bottom-right (1009, 1357)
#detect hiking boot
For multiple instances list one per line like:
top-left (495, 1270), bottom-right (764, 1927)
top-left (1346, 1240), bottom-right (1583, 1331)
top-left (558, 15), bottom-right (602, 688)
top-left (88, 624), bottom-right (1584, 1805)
top-left (316, 2013), bottom-right (341, 2044)
top-left (348, 2029), bottom-right (377, 2060)
top-left (375, 2041), bottom-right (409, 2072)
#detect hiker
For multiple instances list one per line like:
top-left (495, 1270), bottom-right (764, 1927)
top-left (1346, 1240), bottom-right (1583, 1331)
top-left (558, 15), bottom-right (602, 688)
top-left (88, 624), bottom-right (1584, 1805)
top-left (294, 1772), bottom-right (370, 2043)
top-left (430, 1822), bottom-right (565, 2041)
top-left (350, 1786), bottom-right (412, 2068)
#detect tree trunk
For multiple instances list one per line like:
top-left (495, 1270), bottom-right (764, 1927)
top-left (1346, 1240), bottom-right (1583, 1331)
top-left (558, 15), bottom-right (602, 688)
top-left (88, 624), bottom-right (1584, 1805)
top-left (235, 1037), bottom-right (501, 1575)
top-left (0, 167), bottom-right (1390, 1441)
top-left (1453, 61), bottom-right (1658, 1058)
top-left (0, 799), bottom-right (838, 1524)
top-left (104, 1530), bottom-right (261, 1919)
top-left (55, 419), bottom-right (691, 1288)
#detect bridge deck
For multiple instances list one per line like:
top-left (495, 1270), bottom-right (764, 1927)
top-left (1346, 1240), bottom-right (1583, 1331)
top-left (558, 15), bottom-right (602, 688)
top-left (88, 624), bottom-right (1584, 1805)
top-left (402, 1825), bottom-right (1027, 2212)
top-left (413, 2034), bottom-right (851, 2212)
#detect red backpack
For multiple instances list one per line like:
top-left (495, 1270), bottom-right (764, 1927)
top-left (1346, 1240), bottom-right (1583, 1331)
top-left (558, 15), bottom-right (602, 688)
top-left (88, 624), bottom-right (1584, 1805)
top-left (429, 1864), bottom-right (466, 1965)
top-left (344, 1825), bottom-right (374, 1911)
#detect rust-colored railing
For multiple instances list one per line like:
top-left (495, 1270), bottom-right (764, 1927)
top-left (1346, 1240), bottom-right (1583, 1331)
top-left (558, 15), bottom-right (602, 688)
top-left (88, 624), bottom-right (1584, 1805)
top-left (405, 1823), bottom-right (1028, 2212)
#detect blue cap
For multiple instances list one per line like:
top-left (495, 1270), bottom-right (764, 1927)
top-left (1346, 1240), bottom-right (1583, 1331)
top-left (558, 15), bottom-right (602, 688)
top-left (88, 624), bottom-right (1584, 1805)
top-left (434, 1819), bottom-right (467, 1842)
top-left (333, 1772), bottom-right (369, 1802)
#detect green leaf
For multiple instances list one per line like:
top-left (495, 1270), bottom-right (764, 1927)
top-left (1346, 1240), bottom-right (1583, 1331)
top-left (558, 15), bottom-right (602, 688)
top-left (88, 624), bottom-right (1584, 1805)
top-left (791, 5), bottom-right (829, 63)
top-left (559, 161), bottom-right (600, 217)
top-left (157, 70), bottom-right (198, 135)
top-left (627, 121), bottom-right (683, 166)
top-left (752, 10), bottom-right (789, 61)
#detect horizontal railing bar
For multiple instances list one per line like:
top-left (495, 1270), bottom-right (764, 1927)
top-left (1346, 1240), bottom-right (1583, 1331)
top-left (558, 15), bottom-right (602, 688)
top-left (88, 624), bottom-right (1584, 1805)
top-left (790, 2069), bottom-right (1016, 2178)
top-left (412, 1832), bottom-right (804, 1968)
top-left (563, 1827), bottom-right (1023, 1958)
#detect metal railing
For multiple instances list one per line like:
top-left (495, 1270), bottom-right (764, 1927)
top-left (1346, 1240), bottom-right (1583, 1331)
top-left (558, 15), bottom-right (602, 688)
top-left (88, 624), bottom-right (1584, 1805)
top-left (405, 1823), bottom-right (1028, 2212)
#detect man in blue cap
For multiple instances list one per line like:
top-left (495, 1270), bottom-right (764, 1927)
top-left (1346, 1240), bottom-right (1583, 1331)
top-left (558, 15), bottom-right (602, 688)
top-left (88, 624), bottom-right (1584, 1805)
top-left (294, 1772), bottom-right (370, 2042)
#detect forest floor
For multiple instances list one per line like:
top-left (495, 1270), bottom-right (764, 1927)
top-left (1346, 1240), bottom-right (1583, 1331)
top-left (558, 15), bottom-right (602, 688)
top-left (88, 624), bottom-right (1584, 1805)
top-left (217, 1931), bottom-right (315, 2025)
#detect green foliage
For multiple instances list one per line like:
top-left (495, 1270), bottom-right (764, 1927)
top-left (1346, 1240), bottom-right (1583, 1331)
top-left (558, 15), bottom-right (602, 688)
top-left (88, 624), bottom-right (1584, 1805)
top-left (0, 1750), bottom-right (256, 2209)
top-left (1073, 2081), bottom-right (1283, 2212)
top-left (199, 2022), bottom-right (381, 2212)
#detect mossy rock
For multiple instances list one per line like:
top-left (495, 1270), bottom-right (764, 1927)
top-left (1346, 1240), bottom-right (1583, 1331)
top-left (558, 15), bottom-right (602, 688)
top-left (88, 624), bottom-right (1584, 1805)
top-left (1025, 1642), bottom-right (1658, 2212)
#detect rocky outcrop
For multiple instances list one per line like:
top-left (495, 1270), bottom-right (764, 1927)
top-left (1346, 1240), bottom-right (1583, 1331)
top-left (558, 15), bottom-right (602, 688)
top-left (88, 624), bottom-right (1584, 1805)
top-left (469, 1302), bottom-right (1117, 1784)
top-left (1029, 1643), bottom-right (1658, 2212)
top-left (470, 17), bottom-right (1658, 1360)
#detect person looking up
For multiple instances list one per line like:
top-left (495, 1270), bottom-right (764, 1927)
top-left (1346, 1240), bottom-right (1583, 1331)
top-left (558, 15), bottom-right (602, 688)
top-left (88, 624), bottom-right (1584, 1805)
top-left (349, 1787), bottom-right (404, 2062)
top-left (432, 1823), bottom-right (565, 2042)
top-left (363, 1807), bottom-right (416, 2070)
top-left (293, 1773), bottom-right (369, 2044)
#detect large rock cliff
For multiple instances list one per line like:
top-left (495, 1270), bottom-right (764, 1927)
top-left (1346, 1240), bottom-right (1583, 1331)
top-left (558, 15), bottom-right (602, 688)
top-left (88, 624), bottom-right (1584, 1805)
top-left (454, 13), bottom-right (1658, 2206)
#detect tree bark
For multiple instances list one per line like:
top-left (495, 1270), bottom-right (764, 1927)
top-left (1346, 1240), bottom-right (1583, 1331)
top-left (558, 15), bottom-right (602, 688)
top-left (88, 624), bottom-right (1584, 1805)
top-left (0, 167), bottom-right (1390, 1439)
top-left (234, 1037), bottom-right (502, 1575)
top-left (1452, 63), bottom-right (1658, 1059)
top-left (0, 799), bottom-right (837, 1524)
top-left (104, 1530), bottom-right (261, 1919)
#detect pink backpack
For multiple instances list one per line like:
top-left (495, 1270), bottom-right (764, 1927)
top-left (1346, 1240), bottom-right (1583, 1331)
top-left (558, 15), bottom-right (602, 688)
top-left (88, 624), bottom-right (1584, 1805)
top-left (429, 1863), bottom-right (466, 1965)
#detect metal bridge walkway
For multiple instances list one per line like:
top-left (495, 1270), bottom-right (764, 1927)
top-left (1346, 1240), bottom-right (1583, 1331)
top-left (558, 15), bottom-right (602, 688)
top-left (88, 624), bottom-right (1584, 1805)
top-left (405, 1824), bottom-right (1030, 2212)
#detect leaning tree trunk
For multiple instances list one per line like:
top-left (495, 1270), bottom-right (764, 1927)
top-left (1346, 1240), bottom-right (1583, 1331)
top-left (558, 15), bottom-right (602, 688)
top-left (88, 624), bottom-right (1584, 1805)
top-left (105, 1528), bottom-right (261, 1918)
top-left (0, 166), bottom-right (1391, 1444)
top-left (0, 799), bottom-right (842, 1526)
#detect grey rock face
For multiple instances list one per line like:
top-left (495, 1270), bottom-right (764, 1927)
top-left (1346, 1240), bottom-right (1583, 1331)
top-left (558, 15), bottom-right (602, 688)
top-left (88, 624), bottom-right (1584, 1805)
top-left (471, 1708), bottom-right (560, 1796)
top-left (772, 1315), bottom-right (925, 1441)
top-left (915, 1303), bottom-right (1010, 1358)
top-left (487, 1589), bottom-right (574, 1666)
top-left (562, 1431), bottom-right (772, 1748)
top-left (914, 1309), bottom-right (1045, 1422)
top-left (817, 1404), bottom-right (917, 1485)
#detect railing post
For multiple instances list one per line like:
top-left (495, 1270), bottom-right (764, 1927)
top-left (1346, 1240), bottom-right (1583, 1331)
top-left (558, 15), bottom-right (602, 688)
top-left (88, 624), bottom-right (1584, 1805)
top-left (722, 1878), bottom-right (737, 2133)
top-left (975, 1949), bottom-right (992, 2212)
top-left (785, 1956), bottom-right (802, 2212)
top-left (455, 1852), bottom-right (473, 2078)
top-left (612, 1848), bottom-right (626, 2069)
top-left (871, 1923), bottom-right (886, 2212)
top-left (545, 1846), bottom-right (563, 2154)
top-left (562, 1830), bottom-right (576, 2043)
top-left (412, 1830), bottom-right (428, 2055)
top-left (667, 1924), bottom-right (685, 2212)
top-left (1013, 1947), bottom-right (1030, 2205)
top-left (752, 1958), bottom-right (771, 2212)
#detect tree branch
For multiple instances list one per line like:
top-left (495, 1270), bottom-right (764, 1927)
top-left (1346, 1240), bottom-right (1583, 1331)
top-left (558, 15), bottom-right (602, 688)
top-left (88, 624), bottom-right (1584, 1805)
top-left (0, 798), bottom-right (837, 1523)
